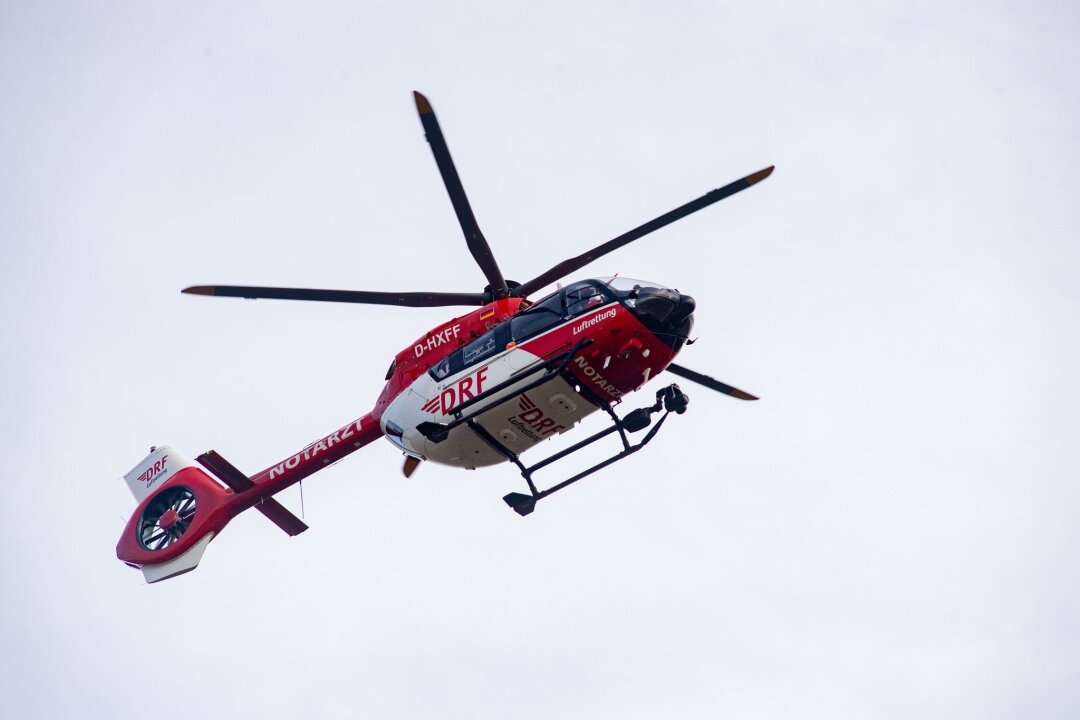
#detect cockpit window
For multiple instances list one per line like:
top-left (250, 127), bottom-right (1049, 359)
top-left (602, 277), bottom-right (654, 294)
top-left (565, 281), bottom-right (612, 317)
top-left (506, 281), bottom-right (616, 343)
top-left (598, 277), bottom-right (665, 308)
top-left (510, 291), bottom-right (565, 341)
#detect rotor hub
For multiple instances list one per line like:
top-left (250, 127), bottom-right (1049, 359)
top-left (158, 508), bottom-right (179, 530)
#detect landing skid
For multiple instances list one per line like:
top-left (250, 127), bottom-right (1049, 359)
top-left (415, 338), bottom-right (690, 515)
top-left (481, 383), bottom-right (688, 516)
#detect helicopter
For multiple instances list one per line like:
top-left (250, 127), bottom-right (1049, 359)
top-left (115, 91), bottom-right (773, 583)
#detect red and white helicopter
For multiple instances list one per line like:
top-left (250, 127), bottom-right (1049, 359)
top-left (116, 92), bottom-right (773, 583)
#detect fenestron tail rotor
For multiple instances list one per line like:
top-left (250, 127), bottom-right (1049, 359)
top-left (138, 486), bottom-right (197, 551)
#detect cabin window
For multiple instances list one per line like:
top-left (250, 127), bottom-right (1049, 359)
top-left (430, 355), bottom-right (455, 380)
top-left (462, 329), bottom-right (499, 366)
top-left (429, 323), bottom-right (509, 381)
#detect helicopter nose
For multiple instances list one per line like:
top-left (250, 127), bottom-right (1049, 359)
top-left (632, 288), bottom-right (679, 329)
top-left (630, 288), bottom-right (695, 344)
top-left (670, 292), bottom-right (696, 323)
top-left (668, 293), bottom-right (696, 352)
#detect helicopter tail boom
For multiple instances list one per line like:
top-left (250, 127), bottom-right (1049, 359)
top-left (116, 414), bottom-right (382, 583)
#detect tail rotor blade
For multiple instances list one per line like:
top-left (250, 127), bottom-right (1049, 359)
top-left (182, 285), bottom-right (487, 308)
top-left (512, 166), bottom-right (774, 298)
top-left (666, 362), bottom-right (759, 401)
top-left (414, 91), bottom-right (509, 299)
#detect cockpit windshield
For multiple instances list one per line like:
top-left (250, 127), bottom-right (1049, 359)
top-left (598, 277), bottom-right (668, 306)
top-left (565, 282), bottom-right (608, 316)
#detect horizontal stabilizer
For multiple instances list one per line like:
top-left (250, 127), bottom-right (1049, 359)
top-left (197, 450), bottom-right (308, 536)
top-left (254, 497), bottom-right (309, 536)
top-left (197, 450), bottom-right (254, 492)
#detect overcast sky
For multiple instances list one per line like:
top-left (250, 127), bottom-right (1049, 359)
top-left (2, 2), bottom-right (1078, 718)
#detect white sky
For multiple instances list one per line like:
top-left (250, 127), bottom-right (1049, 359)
top-left (2, 2), bottom-right (1078, 718)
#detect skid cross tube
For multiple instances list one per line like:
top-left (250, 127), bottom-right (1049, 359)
top-left (464, 385), bottom-right (681, 516)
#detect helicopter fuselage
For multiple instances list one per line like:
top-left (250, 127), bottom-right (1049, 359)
top-left (374, 277), bottom-right (696, 468)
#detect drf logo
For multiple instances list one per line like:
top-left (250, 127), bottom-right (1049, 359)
top-left (422, 367), bottom-right (488, 416)
top-left (512, 394), bottom-right (567, 438)
top-left (138, 456), bottom-right (168, 489)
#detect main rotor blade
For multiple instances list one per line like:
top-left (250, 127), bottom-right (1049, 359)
top-left (414, 91), bottom-right (509, 299)
top-left (666, 363), bottom-right (759, 401)
top-left (512, 166), bottom-right (774, 298)
top-left (182, 285), bottom-right (487, 308)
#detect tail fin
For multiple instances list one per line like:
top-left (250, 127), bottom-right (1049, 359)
top-left (117, 445), bottom-right (233, 583)
top-left (123, 446), bottom-right (195, 504)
